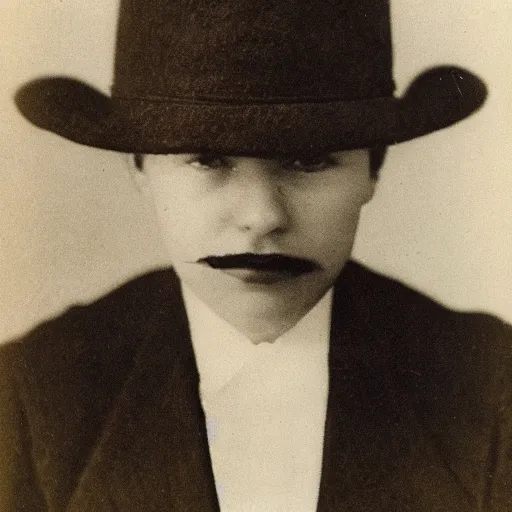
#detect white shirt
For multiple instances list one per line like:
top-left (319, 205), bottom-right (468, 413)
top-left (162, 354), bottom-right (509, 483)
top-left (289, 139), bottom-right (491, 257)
top-left (183, 287), bottom-right (332, 512)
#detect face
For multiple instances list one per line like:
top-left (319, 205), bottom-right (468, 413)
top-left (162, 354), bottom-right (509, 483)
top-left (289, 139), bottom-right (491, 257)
top-left (138, 151), bottom-right (376, 343)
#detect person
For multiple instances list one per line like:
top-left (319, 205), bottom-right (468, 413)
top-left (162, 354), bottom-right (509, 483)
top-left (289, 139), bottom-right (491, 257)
top-left (1, 0), bottom-right (511, 510)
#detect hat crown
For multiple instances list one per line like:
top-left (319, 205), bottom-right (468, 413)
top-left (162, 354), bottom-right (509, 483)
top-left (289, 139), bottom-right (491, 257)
top-left (15, 0), bottom-right (487, 155)
top-left (113, 0), bottom-right (394, 102)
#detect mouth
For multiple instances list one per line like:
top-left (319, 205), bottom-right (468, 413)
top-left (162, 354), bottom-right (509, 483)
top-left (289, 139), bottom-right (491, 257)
top-left (197, 253), bottom-right (319, 283)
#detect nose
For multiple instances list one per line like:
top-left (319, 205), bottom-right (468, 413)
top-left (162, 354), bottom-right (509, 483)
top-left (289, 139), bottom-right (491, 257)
top-left (230, 159), bottom-right (289, 236)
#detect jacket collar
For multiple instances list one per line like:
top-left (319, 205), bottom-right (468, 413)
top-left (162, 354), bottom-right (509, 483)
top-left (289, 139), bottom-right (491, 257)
top-left (67, 263), bottom-right (477, 511)
top-left (68, 269), bottom-right (219, 511)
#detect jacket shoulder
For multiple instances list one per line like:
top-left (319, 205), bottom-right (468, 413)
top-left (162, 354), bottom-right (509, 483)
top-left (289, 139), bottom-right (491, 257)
top-left (344, 260), bottom-right (510, 353)
top-left (0, 268), bottom-right (181, 425)
top-left (0, 268), bottom-right (179, 510)
top-left (344, 261), bottom-right (511, 418)
top-left (1, 267), bottom-right (177, 370)
top-left (345, 261), bottom-right (512, 509)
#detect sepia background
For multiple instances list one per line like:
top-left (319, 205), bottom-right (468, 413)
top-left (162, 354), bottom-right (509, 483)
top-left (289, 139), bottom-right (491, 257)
top-left (1, 0), bottom-right (511, 342)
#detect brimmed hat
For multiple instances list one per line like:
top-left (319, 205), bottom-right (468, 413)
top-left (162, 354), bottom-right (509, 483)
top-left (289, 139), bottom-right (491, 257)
top-left (15, 0), bottom-right (487, 157)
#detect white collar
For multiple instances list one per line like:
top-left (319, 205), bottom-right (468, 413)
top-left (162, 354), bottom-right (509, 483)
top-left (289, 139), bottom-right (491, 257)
top-left (182, 286), bottom-right (333, 399)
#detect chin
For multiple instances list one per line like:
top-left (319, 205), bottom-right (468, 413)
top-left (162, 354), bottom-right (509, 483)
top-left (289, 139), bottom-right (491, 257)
top-left (223, 280), bottom-right (326, 322)
top-left (218, 296), bottom-right (311, 343)
top-left (178, 263), bottom-right (335, 323)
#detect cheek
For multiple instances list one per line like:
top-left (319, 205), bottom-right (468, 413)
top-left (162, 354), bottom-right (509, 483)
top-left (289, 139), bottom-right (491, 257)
top-left (316, 204), bottom-right (361, 252)
top-left (148, 181), bottom-right (210, 258)
top-left (301, 182), bottom-right (372, 229)
top-left (299, 184), bottom-right (372, 261)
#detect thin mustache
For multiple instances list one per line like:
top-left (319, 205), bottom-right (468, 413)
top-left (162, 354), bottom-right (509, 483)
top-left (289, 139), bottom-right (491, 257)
top-left (197, 253), bottom-right (319, 275)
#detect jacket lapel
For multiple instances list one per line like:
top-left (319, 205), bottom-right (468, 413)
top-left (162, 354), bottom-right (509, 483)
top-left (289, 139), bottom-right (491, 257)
top-left (68, 271), bottom-right (219, 511)
top-left (66, 263), bottom-right (479, 511)
top-left (317, 266), bottom-right (401, 511)
top-left (316, 264), bottom-right (477, 511)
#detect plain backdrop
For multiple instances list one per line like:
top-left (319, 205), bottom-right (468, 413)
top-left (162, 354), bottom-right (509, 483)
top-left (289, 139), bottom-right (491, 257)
top-left (1, 0), bottom-right (511, 342)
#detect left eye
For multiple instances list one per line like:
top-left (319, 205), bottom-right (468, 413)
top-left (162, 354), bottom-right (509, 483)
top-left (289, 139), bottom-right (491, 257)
top-left (281, 155), bottom-right (336, 173)
top-left (188, 154), bottom-right (231, 170)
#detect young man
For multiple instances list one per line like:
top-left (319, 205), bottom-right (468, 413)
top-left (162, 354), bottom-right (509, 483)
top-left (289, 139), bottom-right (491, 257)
top-left (2, 1), bottom-right (511, 510)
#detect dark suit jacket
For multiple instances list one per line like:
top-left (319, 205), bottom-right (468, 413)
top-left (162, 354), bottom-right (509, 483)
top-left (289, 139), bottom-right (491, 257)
top-left (1, 262), bottom-right (511, 511)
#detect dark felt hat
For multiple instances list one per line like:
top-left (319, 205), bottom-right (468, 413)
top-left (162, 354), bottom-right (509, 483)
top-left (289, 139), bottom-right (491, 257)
top-left (15, 0), bottom-right (487, 157)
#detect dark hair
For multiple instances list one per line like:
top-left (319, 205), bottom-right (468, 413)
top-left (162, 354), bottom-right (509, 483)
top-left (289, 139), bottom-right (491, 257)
top-left (134, 153), bottom-right (144, 171)
top-left (369, 146), bottom-right (387, 179)
top-left (134, 147), bottom-right (387, 177)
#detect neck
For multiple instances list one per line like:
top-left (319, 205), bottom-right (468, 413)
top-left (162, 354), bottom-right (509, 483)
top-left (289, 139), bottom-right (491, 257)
top-left (181, 285), bottom-right (334, 345)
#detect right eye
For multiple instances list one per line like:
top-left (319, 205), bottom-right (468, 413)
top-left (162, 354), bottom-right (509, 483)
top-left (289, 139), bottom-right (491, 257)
top-left (188, 154), bottom-right (231, 171)
top-left (281, 154), bottom-right (337, 173)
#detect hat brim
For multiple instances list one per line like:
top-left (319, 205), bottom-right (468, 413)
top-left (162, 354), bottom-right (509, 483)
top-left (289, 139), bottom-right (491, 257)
top-left (15, 66), bottom-right (486, 157)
